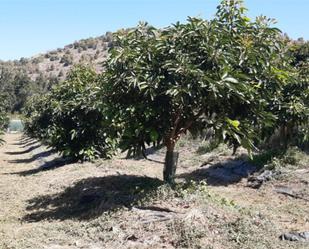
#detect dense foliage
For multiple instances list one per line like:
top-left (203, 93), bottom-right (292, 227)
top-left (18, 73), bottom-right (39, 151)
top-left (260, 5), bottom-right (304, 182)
top-left (101, 0), bottom-right (290, 182)
top-left (24, 0), bottom-right (308, 182)
top-left (0, 62), bottom-right (58, 113)
top-left (259, 38), bottom-right (309, 148)
top-left (0, 32), bottom-right (114, 114)
top-left (0, 94), bottom-right (9, 144)
top-left (283, 40), bottom-right (309, 146)
top-left (24, 66), bottom-right (117, 160)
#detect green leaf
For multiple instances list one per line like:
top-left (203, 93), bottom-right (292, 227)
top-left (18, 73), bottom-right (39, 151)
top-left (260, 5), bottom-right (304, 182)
top-left (226, 118), bottom-right (240, 129)
top-left (150, 130), bottom-right (159, 142)
top-left (224, 77), bottom-right (239, 84)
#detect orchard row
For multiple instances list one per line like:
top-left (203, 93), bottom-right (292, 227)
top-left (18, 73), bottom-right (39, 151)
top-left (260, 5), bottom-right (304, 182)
top-left (23, 0), bottom-right (309, 182)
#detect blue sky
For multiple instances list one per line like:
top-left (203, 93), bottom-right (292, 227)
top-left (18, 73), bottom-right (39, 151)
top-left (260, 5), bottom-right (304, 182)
top-left (0, 0), bottom-right (308, 60)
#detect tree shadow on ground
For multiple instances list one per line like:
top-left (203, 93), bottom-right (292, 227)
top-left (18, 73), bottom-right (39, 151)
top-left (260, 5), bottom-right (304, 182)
top-left (21, 140), bottom-right (39, 148)
top-left (5, 144), bottom-right (41, 155)
top-left (13, 137), bottom-right (35, 145)
top-left (8, 157), bottom-right (73, 176)
top-left (125, 145), bottom-right (165, 164)
top-left (8, 148), bottom-right (56, 164)
top-left (177, 158), bottom-right (259, 186)
top-left (20, 137), bottom-right (33, 142)
top-left (23, 175), bottom-right (163, 222)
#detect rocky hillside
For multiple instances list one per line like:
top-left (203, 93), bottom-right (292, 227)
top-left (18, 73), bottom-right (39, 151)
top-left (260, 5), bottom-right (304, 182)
top-left (5, 32), bottom-right (114, 81)
top-left (0, 32), bottom-right (114, 112)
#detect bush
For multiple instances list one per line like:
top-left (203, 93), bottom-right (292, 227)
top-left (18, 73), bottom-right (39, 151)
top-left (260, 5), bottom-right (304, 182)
top-left (23, 94), bottom-right (54, 141)
top-left (60, 54), bottom-right (73, 66)
top-left (24, 66), bottom-right (117, 160)
top-left (49, 55), bottom-right (59, 61)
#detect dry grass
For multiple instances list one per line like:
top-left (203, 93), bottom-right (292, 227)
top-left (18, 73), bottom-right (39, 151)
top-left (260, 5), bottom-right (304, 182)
top-left (0, 134), bottom-right (308, 249)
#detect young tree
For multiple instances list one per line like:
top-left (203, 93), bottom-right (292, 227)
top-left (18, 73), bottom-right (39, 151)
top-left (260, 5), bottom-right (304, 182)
top-left (270, 40), bottom-right (309, 147)
top-left (23, 94), bottom-right (53, 141)
top-left (24, 66), bottom-right (117, 160)
top-left (101, 0), bottom-right (287, 183)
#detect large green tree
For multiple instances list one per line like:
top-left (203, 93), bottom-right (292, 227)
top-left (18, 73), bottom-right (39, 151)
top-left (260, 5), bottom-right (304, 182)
top-left (101, 0), bottom-right (287, 182)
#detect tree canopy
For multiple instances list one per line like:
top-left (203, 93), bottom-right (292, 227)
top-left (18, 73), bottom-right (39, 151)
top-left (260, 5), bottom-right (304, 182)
top-left (24, 66), bottom-right (117, 160)
top-left (101, 0), bottom-right (289, 182)
top-left (23, 0), bottom-right (309, 183)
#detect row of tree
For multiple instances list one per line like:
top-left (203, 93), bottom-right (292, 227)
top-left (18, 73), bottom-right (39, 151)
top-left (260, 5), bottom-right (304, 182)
top-left (24, 0), bottom-right (308, 183)
top-left (0, 94), bottom-right (9, 144)
top-left (0, 62), bottom-right (58, 113)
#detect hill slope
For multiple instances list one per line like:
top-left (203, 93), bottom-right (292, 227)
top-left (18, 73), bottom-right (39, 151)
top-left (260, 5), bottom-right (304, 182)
top-left (0, 32), bottom-right (113, 112)
top-left (3, 32), bottom-right (113, 80)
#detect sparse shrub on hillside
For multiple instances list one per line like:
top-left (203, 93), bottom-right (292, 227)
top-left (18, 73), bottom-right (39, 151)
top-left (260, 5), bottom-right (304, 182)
top-left (103, 32), bottom-right (115, 49)
top-left (50, 51), bottom-right (58, 55)
top-left (45, 51), bottom-right (58, 60)
top-left (94, 50), bottom-right (100, 60)
top-left (79, 55), bottom-right (86, 63)
top-left (32, 57), bottom-right (43, 64)
top-left (49, 55), bottom-right (59, 61)
top-left (73, 42), bottom-right (80, 50)
top-left (102, 43), bottom-right (108, 50)
top-left (58, 70), bottom-right (64, 77)
top-left (73, 38), bottom-right (98, 51)
top-left (65, 44), bottom-right (74, 49)
top-left (107, 41), bottom-right (114, 49)
top-left (19, 57), bottom-right (29, 65)
top-left (60, 54), bottom-right (73, 66)
top-left (33, 74), bottom-right (57, 93)
top-left (48, 65), bottom-right (55, 72)
top-left (104, 32), bottom-right (113, 42)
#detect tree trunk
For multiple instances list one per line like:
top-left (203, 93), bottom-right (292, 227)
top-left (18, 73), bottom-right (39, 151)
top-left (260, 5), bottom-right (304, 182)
top-left (279, 125), bottom-right (287, 148)
top-left (163, 146), bottom-right (179, 184)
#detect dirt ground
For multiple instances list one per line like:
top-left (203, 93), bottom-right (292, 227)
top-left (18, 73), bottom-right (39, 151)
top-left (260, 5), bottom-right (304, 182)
top-left (0, 133), bottom-right (308, 249)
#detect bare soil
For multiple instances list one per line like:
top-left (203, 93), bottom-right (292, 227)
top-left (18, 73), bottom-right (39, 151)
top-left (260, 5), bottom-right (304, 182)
top-left (0, 133), bottom-right (308, 249)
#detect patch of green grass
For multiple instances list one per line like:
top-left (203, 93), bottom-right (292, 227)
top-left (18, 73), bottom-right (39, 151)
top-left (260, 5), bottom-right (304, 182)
top-left (168, 217), bottom-right (206, 249)
top-left (175, 134), bottom-right (197, 150)
top-left (196, 139), bottom-right (220, 155)
top-left (250, 146), bottom-right (307, 171)
top-left (226, 216), bottom-right (276, 249)
top-left (250, 149), bottom-right (282, 168)
top-left (281, 146), bottom-right (305, 165)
